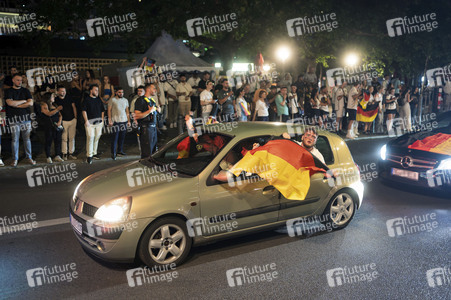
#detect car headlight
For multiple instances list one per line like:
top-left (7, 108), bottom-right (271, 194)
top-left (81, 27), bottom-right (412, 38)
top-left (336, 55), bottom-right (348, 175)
top-left (380, 144), bottom-right (387, 160)
top-left (437, 158), bottom-right (451, 170)
top-left (94, 197), bottom-right (132, 223)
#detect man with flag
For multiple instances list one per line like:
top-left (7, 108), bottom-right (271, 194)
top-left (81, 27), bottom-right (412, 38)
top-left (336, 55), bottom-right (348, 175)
top-left (134, 83), bottom-right (161, 158)
top-left (356, 86), bottom-right (379, 134)
top-left (214, 127), bottom-right (327, 200)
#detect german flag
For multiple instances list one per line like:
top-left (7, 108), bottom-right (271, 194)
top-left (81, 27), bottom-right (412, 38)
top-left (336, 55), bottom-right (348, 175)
top-left (177, 135), bottom-right (226, 159)
top-left (230, 139), bottom-right (327, 200)
top-left (408, 133), bottom-right (451, 155)
top-left (357, 92), bottom-right (379, 122)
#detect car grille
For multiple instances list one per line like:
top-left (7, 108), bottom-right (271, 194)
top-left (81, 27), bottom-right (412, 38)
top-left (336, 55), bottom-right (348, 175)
top-left (82, 202), bottom-right (98, 217)
top-left (387, 154), bottom-right (437, 169)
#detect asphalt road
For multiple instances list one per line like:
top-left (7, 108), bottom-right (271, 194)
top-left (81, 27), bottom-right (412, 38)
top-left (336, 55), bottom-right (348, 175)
top-left (0, 136), bottom-right (450, 300)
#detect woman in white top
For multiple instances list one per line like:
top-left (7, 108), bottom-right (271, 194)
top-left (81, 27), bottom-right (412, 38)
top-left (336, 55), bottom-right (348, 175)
top-left (200, 80), bottom-right (215, 121)
top-left (374, 86), bottom-right (384, 133)
top-left (252, 90), bottom-right (269, 121)
top-left (385, 88), bottom-right (398, 133)
top-left (400, 87), bottom-right (412, 132)
top-left (235, 88), bottom-right (249, 122)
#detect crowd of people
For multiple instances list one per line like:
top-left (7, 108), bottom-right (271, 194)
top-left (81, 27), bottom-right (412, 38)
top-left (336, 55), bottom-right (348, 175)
top-left (0, 62), bottom-right (448, 168)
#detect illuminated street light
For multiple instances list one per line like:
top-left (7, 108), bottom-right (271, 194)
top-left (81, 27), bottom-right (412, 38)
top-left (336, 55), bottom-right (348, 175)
top-left (276, 46), bottom-right (291, 63)
top-left (344, 53), bottom-right (359, 66)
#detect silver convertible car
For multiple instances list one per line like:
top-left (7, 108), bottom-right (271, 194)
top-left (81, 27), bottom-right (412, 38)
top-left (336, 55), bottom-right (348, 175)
top-left (70, 122), bottom-right (364, 267)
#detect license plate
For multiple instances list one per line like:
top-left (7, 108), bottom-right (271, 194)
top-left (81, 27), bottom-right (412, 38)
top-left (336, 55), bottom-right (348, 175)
top-left (70, 214), bottom-right (83, 235)
top-left (391, 168), bottom-right (419, 181)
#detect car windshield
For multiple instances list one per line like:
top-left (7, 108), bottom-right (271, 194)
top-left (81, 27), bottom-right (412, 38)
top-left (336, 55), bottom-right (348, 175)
top-left (141, 132), bottom-right (233, 176)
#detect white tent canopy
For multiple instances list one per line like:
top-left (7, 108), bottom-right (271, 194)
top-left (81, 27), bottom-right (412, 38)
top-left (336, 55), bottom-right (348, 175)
top-left (114, 31), bottom-right (219, 96)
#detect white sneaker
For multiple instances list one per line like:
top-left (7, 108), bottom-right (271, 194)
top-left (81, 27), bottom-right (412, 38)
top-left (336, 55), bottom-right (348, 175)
top-left (173, 122), bottom-right (177, 127)
top-left (47, 157), bottom-right (53, 164)
top-left (0, 159), bottom-right (4, 167)
top-left (69, 154), bottom-right (77, 160)
top-left (161, 125), bottom-right (167, 130)
top-left (169, 123), bottom-right (173, 128)
top-left (54, 155), bottom-right (64, 162)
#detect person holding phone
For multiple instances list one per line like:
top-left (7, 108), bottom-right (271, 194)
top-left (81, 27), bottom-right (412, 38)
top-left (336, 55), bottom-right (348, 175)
top-left (385, 88), bottom-right (398, 133)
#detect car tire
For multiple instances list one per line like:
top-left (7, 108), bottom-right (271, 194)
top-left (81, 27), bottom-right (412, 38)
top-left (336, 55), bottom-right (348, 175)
top-left (321, 190), bottom-right (358, 230)
top-left (138, 217), bottom-right (192, 267)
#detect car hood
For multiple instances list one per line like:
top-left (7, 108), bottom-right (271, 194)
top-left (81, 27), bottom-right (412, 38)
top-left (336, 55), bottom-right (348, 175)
top-left (76, 160), bottom-right (185, 208)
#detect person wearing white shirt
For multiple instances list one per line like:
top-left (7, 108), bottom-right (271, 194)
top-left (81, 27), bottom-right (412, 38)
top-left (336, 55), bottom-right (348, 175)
top-left (187, 72), bottom-right (201, 117)
top-left (252, 90), bottom-right (269, 121)
top-left (176, 74), bottom-right (193, 120)
top-left (200, 80), bottom-right (215, 120)
top-left (374, 86), bottom-right (384, 133)
top-left (108, 88), bottom-right (130, 160)
top-left (288, 84), bottom-right (301, 119)
top-left (163, 78), bottom-right (178, 128)
top-left (334, 82), bottom-right (346, 133)
top-left (346, 82), bottom-right (361, 139)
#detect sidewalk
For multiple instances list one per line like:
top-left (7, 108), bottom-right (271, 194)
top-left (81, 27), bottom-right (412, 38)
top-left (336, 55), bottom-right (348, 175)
top-left (0, 126), bottom-right (180, 168)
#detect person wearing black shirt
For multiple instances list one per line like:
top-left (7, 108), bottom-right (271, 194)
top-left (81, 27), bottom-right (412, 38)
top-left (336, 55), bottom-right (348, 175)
top-left (82, 84), bottom-right (104, 164)
top-left (2, 66), bottom-right (18, 90)
top-left (55, 85), bottom-right (77, 160)
top-left (134, 83), bottom-right (161, 158)
top-left (5, 74), bottom-right (35, 167)
top-left (40, 93), bottom-right (64, 163)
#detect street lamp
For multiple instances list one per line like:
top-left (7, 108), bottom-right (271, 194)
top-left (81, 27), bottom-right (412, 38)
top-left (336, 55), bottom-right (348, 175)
top-left (344, 53), bottom-right (359, 66)
top-left (276, 46), bottom-right (291, 63)
top-left (276, 46), bottom-right (291, 75)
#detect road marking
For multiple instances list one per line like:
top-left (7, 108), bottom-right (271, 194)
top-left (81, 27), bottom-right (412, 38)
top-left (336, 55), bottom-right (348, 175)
top-left (0, 217), bottom-right (70, 236)
top-left (36, 217), bottom-right (69, 228)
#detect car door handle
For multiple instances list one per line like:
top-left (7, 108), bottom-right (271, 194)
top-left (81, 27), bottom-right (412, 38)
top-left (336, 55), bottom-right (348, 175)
top-left (262, 185), bottom-right (277, 195)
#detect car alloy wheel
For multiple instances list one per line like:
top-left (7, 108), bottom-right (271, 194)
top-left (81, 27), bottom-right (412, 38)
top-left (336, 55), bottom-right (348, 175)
top-left (139, 217), bottom-right (192, 267)
top-left (323, 191), bottom-right (357, 229)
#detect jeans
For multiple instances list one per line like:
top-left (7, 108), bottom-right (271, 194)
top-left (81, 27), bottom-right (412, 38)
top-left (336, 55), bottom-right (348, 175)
top-left (62, 118), bottom-right (77, 155)
top-left (168, 101), bottom-right (178, 124)
top-left (256, 116), bottom-right (269, 121)
top-left (158, 105), bottom-right (167, 128)
top-left (45, 127), bottom-right (62, 158)
top-left (279, 115), bottom-right (289, 122)
top-left (85, 122), bottom-right (103, 157)
top-left (111, 122), bottom-right (127, 155)
top-left (138, 125), bottom-right (157, 158)
top-left (11, 121), bottom-right (32, 160)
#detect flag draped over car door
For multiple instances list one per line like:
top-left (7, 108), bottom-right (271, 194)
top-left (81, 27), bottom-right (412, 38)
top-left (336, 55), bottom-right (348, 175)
top-left (230, 139), bottom-right (327, 200)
